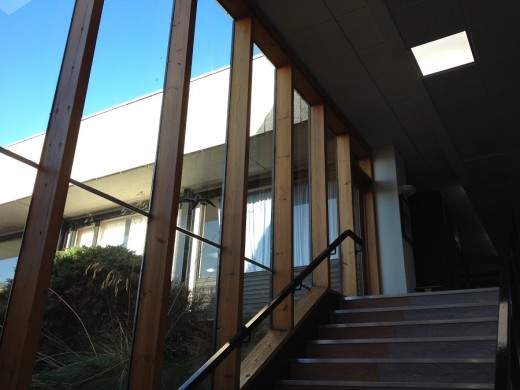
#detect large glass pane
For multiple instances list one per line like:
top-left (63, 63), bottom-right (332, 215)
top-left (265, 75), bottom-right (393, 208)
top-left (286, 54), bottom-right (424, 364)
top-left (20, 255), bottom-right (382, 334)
top-left (293, 92), bottom-right (311, 268)
top-left (241, 51), bottom-right (275, 360)
top-left (33, 186), bottom-right (145, 388)
top-left (0, 0), bottom-right (74, 158)
top-left (0, 156), bottom-right (37, 334)
top-left (326, 128), bottom-right (341, 293)
top-left (70, 1), bottom-right (173, 210)
top-left (164, 0), bottom-right (233, 387)
top-left (293, 91), bottom-right (311, 301)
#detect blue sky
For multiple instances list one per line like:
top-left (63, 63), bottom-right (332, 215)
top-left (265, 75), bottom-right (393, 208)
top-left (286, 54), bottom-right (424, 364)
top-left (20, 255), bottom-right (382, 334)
top-left (0, 0), bottom-right (233, 147)
top-left (0, 0), bottom-right (234, 280)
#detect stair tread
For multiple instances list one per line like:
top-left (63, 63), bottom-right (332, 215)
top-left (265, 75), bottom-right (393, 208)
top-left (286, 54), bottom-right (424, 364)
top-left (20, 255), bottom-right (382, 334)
top-left (321, 317), bottom-right (497, 328)
top-left (341, 287), bottom-right (499, 301)
top-left (309, 335), bottom-right (496, 344)
top-left (293, 358), bottom-right (495, 364)
top-left (278, 379), bottom-right (494, 388)
top-left (333, 302), bottom-right (497, 314)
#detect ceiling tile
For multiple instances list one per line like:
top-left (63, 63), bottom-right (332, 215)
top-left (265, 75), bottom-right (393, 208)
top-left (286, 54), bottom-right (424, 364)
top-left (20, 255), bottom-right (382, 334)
top-left (424, 64), bottom-right (485, 102)
top-left (310, 53), bottom-right (370, 92)
top-left (461, 0), bottom-right (520, 28)
top-left (495, 108), bottom-right (520, 134)
top-left (479, 52), bottom-right (520, 90)
top-left (464, 154), bottom-right (511, 187)
top-left (434, 92), bottom-right (494, 128)
top-left (336, 7), bottom-right (385, 50)
top-left (469, 15), bottom-right (520, 61)
top-left (488, 82), bottom-right (520, 115)
top-left (444, 115), bottom-right (498, 141)
top-left (331, 81), bottom-right (386, 114)
top-left (451, 135), bottom-right (501, 161)
top-left (390, 0), bottom-right (465, 47)
top-left (384, 0), bottom-right (423, 12)
top-left (498, 132), bottom-right (520, 154)
top-left (376, 71), bottom-right (418, 102)
top-left (288, 20), bottom-right (353, 66)
top-left (324, 0), bottom-right (366, 17)
top-left (254, 0), bottom-right (333, 35)
top-left (358, 41), bottom-right (417, 79)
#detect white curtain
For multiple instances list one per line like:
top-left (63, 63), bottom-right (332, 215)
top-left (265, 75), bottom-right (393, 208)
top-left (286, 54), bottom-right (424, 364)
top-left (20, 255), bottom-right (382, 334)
top-left (327, 180), bottom-right (340, 259)
top-left (127, 215), bottom-right (147, 254)
top-left (244, 189), bottom-right (272, 272)
top-left (75, 226), bottom-right (95, 247)
top-left (98, 218), bottom-right (126, 247)
top-left (293, 182), bottom-right (311, 267)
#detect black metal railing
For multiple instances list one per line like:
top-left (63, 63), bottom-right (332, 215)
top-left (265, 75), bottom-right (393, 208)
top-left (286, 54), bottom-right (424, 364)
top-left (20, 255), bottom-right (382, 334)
top-left (178, 229), bottom-right (363, 390)
top-left (495, 212), bottom-right (520, 389)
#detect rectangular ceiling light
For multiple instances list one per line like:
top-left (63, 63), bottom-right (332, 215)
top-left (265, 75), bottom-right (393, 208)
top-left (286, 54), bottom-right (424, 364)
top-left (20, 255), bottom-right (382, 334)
top-left (411, 31), bottom-right (474, 76)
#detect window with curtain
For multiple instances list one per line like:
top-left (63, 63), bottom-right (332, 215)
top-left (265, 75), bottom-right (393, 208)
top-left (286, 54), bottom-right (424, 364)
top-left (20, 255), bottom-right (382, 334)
top-left (294, 182), bottom-right (311, 267)
top-left (327, 179), bottom-right (340, 260)
top-left (74, 226), bottom-right (95, 247)
top-left (97, 217), bottom-right (127, 247)
top-left (244, 188), bottom-right (272, 272)
top-left (127, 215), bottom-right (147, 254)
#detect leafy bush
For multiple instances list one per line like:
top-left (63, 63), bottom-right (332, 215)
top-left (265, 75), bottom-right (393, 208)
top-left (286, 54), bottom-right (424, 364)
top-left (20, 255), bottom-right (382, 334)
top-left (0, 245), bottom-right (216, 389)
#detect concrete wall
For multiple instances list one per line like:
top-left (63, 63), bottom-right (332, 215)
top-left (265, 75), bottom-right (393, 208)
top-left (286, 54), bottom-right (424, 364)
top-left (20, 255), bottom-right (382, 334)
top-left (373, 145), bottom-right (416, 294)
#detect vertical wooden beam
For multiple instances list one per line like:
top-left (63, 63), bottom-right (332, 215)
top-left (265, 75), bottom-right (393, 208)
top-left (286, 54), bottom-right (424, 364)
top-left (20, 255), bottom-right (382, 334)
top-left (361, 159), bottom-right (381, 295)
top-left (272, 64), bottom-right (293, 330)
top-left (214, 16), bottom-right (253, 390)
top-left (336, 135), bottom-right (358, 296)
top-left (310, 104), bottom-right (329, 288)
top-left (129, 0), bottom-right (197, 388)
top-left (0, 1), bottom-right (104, 388)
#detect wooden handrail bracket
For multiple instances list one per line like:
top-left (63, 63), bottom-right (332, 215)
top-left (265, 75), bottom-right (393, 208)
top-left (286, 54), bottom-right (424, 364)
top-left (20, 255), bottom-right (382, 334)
top-left (239, 286), bottom-right (327, 388)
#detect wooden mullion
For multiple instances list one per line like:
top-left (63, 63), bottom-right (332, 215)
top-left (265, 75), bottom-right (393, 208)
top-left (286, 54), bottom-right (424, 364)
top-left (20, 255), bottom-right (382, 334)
top-left (272, 64), bottom-right (294, 330)
top-left (310, 103), bottom-right (330, 288)
top-left (337, 134), bottom-right (358, 296)
top-left (0, 1), bottom-right (104, 388)
top-left (361, 159), bottom-right (381, 295)
top-left (214, 16), bottom-right (253, 390)
top-left (128, 0), bottom-right (197, 388)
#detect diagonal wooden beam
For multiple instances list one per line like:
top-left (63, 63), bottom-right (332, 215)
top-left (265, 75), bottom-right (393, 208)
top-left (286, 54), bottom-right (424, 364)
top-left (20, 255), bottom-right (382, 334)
top-left (310, 103), bottom-right (330, 288)
top-left (272, 64), bottom-right (294, 331)
top-left (336, 134), bottom-right (358, 296)
top-left (214, 15), bottom-right (253, 390)
top-left (0, 1), bottom-right (104, 388)
top-left (128, 0), bottom-right (198, 388)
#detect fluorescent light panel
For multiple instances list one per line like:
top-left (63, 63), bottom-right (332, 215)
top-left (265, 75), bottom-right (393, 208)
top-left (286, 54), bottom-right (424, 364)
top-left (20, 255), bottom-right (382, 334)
top-left (411, 31), bottom-right (474, 76)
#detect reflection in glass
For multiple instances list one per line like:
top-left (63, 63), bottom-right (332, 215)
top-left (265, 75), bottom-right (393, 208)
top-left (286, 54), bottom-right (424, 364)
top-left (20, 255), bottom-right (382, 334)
top-left (33, 186), bottom-right (145, 387)
top-left (293, 92), bottom-right (311, 269)
top-left (70, 1), bottom-right (173, 209)
top-left (0, 0), bottom-right (74, 153)
top-left (0, 155), bottom-right (37, 335)
top-left (326, 128), bottom-right (341, 293)
top-left (163, 1), bottom-right (233, 387)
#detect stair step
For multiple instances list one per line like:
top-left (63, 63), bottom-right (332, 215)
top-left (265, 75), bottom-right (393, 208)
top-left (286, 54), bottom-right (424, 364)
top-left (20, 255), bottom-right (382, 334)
top-left (306, 336), bottom-right (496, 359)
top-left (330, 303), bottom-right (498, 323)
top-left (277, 379), bottom-right (494, 390)
top-left (320, 318), bottom-right (497, 339)
top-left (289, 358), bottom-right (495, 383)
top-left (339, 288), bottom-right (499, 309)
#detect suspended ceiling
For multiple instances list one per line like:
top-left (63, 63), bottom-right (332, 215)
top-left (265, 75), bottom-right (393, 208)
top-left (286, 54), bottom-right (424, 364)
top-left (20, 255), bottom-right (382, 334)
top-left (250, 0), bottom-right (520, 269)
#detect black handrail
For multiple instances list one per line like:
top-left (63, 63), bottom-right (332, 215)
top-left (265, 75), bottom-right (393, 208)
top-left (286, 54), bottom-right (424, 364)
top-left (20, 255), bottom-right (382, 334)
top-left (178, 229), bottom-right (363, 390)
top-left (495, 212), bottom-right (520, 389)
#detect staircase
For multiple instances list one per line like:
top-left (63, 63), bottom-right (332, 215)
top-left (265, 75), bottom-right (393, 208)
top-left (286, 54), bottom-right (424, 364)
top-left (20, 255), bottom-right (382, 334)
top-left (277, 287), bottom-right (499, 389)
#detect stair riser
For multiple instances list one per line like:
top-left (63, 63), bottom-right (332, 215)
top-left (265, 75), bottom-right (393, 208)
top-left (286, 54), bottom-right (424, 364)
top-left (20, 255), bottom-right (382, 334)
top-left (277, 384), bottom-right (494, 390)
top-left (306, 339), bottom-right (496, 359)
top-left (330, 305), bottom-right (498, 323)
top-left (290, 362), bottom-right (495, 383)
top-left (320, 321), bottom-right (497, 339)
top-left (340, 290), bottom-right (499, 310)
